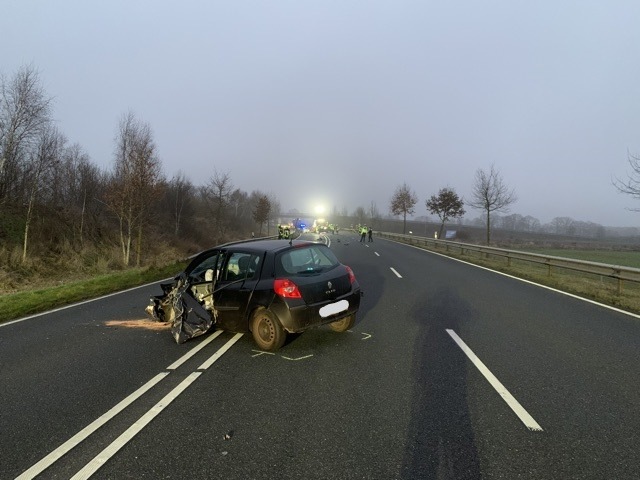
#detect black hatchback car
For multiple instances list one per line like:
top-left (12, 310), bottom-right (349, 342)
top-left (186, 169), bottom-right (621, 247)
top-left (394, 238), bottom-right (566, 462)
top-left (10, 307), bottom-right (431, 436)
top-left (146, 239), bottom-right (362, 351)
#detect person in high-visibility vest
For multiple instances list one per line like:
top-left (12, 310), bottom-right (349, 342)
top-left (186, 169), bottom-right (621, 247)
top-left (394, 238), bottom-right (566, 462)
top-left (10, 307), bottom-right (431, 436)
top-left (360, 225), bottom-right (367, 242)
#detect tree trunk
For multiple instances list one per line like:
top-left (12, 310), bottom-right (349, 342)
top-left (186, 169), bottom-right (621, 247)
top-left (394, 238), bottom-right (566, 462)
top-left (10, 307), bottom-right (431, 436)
top-left (79, 189), bottom-right (86, 248)
top-left (174, 193), bottom-right (181, 236)
top-left (136, 222), bottom-right (142, 267)
top-left (119, 215), bottom-right (132, 266)
top-left (22, 200), bottom-right (33, 263)
top-left (22, 175), bottom-right (40, 263)
top-left (486, 210), bottom-right (491, 245)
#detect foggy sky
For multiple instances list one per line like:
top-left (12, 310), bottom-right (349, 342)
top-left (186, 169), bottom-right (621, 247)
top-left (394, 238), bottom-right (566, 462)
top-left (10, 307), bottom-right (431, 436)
top-left (3, 0), bottom-right (640, 227)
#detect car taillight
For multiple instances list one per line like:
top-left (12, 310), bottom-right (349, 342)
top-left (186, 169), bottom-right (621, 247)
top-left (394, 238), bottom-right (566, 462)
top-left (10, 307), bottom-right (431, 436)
top-left (345, 265), bottom-right (356, 284)
top-left (274, 278), bottom-right (302, 298)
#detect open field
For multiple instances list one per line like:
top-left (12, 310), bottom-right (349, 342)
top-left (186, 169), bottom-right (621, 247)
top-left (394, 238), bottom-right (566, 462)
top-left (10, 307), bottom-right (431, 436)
top-left (516, 248), bottom-right (640, 269)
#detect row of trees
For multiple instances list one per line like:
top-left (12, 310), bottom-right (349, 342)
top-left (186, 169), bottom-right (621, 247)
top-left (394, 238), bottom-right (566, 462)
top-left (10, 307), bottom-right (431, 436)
top-left (460, 214), bottom-right (608, 239)
top-left (389, 164), bottom-right (517, 244)
top-left (466, 214), bottom-right (606, 238)
top-left (3, 63), bottom-right (639, 278)
top-left (0, 65), bottom-right (282, 271)
top-left (386, 153), bottom-right (640, 241)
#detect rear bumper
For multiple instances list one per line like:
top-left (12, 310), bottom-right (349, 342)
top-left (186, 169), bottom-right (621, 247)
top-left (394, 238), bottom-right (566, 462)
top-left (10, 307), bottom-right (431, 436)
top-left (271, 288), bottom-right (362, 333)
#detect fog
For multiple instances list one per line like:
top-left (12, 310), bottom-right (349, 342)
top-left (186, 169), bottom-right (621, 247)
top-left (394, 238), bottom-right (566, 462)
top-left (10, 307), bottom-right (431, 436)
top-left (3, 1), bottom-right (640, 227)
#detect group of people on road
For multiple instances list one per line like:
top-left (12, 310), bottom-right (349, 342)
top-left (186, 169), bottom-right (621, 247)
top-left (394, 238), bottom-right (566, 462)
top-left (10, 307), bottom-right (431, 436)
top-left (359, 225), bottom-right (373, 243)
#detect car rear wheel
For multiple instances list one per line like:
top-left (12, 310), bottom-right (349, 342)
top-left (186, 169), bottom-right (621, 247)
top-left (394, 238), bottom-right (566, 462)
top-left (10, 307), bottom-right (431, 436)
top-left (328, 314), bottom-right (355, 332)
top-left (251, 308), bottom-right (286, 351)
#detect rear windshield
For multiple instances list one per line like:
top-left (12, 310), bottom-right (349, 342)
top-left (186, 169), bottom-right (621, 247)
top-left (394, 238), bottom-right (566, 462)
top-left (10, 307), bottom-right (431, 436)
top-left (276, 245), bottom-right (339, 275)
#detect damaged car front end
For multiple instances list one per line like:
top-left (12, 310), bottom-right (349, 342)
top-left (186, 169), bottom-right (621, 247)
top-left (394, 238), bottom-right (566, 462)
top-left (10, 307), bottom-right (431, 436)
top-left (145, 239), bottom-right (362, 351)
top-left (145, 272), bottom-right (216, 344)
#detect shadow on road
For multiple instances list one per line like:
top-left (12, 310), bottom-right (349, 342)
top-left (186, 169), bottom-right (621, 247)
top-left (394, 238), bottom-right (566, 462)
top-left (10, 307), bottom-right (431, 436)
top-left (350, 262), bottom-right (385, 328)
top-left (401, 287), bottom-right (482, 479)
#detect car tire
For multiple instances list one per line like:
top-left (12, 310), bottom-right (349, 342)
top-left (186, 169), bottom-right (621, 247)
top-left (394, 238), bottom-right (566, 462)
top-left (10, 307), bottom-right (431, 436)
top-left (328, 314), bottom-right (355, 332)
top-left (251, 308), bottom-right (287, 351)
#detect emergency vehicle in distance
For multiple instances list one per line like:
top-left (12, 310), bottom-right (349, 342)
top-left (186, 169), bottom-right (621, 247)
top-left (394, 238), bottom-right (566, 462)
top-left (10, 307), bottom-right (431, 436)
top-left (313, 218), bottom-right (329, 233)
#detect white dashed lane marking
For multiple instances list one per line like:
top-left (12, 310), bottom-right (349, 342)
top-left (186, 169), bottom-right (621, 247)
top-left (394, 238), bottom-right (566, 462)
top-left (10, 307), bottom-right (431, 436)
top-left (390, 267), bottom-right (403, 278)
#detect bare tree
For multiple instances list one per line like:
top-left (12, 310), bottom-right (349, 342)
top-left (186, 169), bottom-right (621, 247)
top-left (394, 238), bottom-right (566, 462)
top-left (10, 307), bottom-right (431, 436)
top-left (201, 169), bottom-right (233, 242)
top-left (499, 213), bottom-right (540, 233)
top-left (353, 206), bottom-right (367, 226)
top-left (267, 193), bottom-right (281, 235)
top-left (106, 112), bottom-right (163, 266)
top-left (613, 151), bottom-right (640, 209)
top-left (523, 215), bottom-right (541, 233)
top-left (74, 152), bottom-right (105, 246)
top-left (230, 188), bottom-right (249, 219)
top-left (0, 65), bottom-right (52, 204)
top-left (572, 220), bottom-right (604, 238)
top-left (22, 126), bottom-right (65, 262)
top-left (498, 213), bottom-right (520, 231)
top-left (51, 142), bottom-right (98, 247)
top-left (468, 165), bottom-right (517, 244)
top-left (548, 216), bottom-right (576, 235)
top-left (368, 201), bottom-right (381, 229)
top-left (390, 182), bottom-right (418, 234)
top-left (167, 171), bottom-right (193, 236)
top-left (426, 187), bottom-right (465, 239)
top-left (252, 193), bottom-right (271, 235)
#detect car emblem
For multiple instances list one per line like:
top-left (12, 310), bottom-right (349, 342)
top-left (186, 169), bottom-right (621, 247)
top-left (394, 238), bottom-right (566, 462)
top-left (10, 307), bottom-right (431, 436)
top-left (325, 281), bottom-right (336, 296)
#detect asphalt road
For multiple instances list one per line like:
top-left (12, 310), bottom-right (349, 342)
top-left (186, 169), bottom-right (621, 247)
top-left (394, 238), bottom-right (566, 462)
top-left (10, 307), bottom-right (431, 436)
top-left (2, 231), bottom-right (640, 479)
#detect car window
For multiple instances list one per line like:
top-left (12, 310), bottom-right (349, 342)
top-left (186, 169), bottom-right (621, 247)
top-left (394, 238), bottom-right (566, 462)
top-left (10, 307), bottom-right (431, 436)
top-left (188, 252), bottom-right (222, 281)
top-left (222, 252), bottom-right (260, 281)
top-left (277, 245), bottom-right (339, 275)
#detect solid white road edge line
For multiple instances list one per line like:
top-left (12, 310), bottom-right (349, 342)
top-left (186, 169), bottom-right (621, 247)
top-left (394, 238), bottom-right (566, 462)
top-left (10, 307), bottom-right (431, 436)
top-left (394, 238), bottom-right (640, 320)
top-left (446, 329), bottom-right (544, 432)
top-left (70, 372), bottom-right (202, 480)
top-left (390, 267), bottom-right (403, 278)
top-left (15, 372), bottom-right (170, 480)
top-left (166, 330), bottom-right (224, 370)
top-left (198, 333), bottom-right (244, 369)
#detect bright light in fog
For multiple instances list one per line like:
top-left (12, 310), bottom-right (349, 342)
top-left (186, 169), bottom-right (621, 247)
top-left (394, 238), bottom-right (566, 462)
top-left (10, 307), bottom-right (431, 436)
top-left (314, 205), bottom-right (325, 215)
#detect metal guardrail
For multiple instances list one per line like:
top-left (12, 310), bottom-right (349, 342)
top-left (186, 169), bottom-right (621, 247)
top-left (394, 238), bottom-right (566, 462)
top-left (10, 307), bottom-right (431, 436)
top-left (377, 231), bottom-right (640, 295)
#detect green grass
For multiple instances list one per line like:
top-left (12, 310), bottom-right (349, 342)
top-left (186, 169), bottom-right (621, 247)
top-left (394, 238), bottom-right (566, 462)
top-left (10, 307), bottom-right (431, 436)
top-left (0, 262), bottom-right (186, 323)
top-left (516, 248), bottom-right (640, 268)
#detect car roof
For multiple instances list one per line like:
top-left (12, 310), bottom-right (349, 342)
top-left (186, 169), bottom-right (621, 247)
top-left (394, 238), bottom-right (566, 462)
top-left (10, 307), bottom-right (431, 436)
top-left (187, 239), bottom-right (325, 265)
top-left (221, 238), bottom-right (319, 254)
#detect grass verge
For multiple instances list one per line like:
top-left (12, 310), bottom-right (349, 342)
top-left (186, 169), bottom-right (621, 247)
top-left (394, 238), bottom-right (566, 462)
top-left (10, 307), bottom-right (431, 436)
top-left (0, 262), bottom-right (186, 324)
top-left (515, 247), bottom-right (640, 269)
top-left (413, 243), bottom-right (640, 316)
